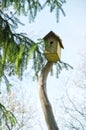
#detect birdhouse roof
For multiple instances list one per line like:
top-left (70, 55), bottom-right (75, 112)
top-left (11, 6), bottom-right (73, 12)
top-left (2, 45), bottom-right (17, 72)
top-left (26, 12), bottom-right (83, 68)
top-left (43, 31), bottom-right (64, 49)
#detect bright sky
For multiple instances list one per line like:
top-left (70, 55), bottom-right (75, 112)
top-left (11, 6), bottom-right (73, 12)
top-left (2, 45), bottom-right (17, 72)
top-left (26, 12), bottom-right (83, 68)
top-left (18, 0), bottom-right (86, 98)
top-left (12, 0), bottom-right (86, 129)
top-left (18, 0), bottom-right (86, 66)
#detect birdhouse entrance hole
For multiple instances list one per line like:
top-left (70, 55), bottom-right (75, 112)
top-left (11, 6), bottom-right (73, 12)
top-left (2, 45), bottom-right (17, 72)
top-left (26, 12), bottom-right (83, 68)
top-left (50, 41), bottom-right (53, 47)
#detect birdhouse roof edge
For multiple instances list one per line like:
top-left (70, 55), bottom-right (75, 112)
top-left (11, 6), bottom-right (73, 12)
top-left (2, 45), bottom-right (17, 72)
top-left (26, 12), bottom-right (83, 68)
top-left (43, 31), bottom-right (64, 49)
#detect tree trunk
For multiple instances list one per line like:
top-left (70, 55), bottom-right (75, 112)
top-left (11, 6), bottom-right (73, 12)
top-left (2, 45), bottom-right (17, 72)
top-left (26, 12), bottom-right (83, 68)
top-left (38, 61), bottom-right (59, 130)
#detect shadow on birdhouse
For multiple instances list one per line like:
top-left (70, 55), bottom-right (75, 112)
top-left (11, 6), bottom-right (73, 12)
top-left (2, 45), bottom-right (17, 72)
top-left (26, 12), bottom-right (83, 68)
top-left (43, 31), bottom-right (64, 62)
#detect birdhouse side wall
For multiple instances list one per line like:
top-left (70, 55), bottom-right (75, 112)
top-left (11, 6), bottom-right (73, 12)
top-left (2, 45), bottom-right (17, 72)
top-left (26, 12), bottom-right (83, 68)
top-left (57, 42), bottom-right (61, 59)
top-left (45, 36), bottom-right (57, 53)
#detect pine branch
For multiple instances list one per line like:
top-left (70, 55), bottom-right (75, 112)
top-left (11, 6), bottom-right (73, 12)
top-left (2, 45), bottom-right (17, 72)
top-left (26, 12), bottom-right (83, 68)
top-left (0, 0), bottom-right (66, 22)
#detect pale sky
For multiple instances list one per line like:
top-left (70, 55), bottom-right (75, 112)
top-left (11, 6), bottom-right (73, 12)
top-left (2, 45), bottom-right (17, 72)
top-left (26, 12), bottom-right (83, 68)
top-left (17, 0), bottom-right (86, 98)
top-left (5, 0), bottom-right (86, 129)
top-left (18, 0), bottom-right (86, 67)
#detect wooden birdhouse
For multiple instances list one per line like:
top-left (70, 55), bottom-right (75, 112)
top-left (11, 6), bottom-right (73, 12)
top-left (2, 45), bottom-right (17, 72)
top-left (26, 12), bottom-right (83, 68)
top-left (43, 31), bottom-right (64, 62)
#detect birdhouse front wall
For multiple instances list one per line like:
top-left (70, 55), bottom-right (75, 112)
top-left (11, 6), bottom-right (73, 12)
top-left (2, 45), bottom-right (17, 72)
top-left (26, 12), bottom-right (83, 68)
top-left (45, 36), bottom-right (57, 53)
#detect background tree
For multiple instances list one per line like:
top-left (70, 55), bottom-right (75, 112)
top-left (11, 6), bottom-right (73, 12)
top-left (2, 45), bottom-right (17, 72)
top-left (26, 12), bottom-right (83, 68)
top-left (0, 80), bottom-right (38, 130)
top-left (54, 47), bottom-right (86, 130)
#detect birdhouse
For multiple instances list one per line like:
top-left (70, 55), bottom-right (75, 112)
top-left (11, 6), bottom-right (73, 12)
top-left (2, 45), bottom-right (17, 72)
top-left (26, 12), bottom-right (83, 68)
top-left (43, 31), bottom-right (64, 62)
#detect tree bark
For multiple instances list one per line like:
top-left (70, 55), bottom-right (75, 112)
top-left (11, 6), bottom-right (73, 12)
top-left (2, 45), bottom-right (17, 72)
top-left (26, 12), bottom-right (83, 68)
top-left (38, 61), bottom-right (59, 130)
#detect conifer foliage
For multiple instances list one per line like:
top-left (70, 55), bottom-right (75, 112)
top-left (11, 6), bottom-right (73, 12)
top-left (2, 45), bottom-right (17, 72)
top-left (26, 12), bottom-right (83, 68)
top-left (0, 103), bottom-right (17, 130)
top-left (0, 0), bottom-right (66, 22)
top-left (0, 0), bottom-right (68, 81)
top-left (0, 9), bottom-right (36, 78)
